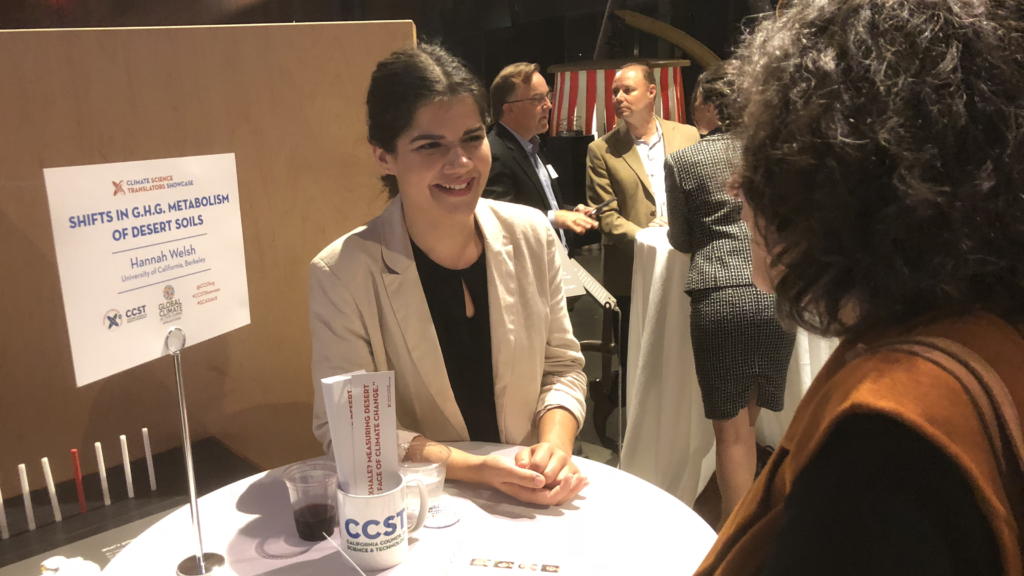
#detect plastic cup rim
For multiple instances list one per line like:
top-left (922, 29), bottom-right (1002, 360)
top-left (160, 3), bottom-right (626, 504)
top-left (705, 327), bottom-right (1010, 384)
top-left (337, 471), bottom-right (409, 499)
top-left (283, 461), bottom-right (338, 488)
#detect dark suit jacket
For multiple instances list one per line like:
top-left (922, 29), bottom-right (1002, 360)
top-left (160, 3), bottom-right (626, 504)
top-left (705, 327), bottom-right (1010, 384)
top-left (666, 132), bottom-right (754, 293)
top-left (484, 123), bottom-right (567, 214)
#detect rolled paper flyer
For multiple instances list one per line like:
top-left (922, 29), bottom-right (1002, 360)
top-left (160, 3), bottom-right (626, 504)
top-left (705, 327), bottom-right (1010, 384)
top-left (41, 457), bottom-right (62, 522)
top-left (71, 449), bottom-right (87, 514)
top-left (321, 373), bottom-right (361, 492)
top-left (0, 484), bottom-right (9, 539)
top-left (321, 370), bottom-right (399, 496)
top-left (348, 372), bottom-right (398, 496)
top-left (323, 368), bottom-right (399, 496)
top-left (18, 464), bottom-right (36, 531)
top-left (94, 442), bottom-right (111, 506)
top-left (142, 428), bottom-right (156, 491)
top-left (120, 435), bottom-right (134, 499)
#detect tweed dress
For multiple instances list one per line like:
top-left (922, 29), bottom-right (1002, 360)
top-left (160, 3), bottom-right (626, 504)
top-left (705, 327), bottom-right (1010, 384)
top-left (666, 133), bottom-right (795, 420)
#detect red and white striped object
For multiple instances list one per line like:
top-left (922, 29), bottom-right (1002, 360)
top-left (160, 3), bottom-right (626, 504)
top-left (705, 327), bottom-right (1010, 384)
top-left (549, 67), bottom-right (687, 137)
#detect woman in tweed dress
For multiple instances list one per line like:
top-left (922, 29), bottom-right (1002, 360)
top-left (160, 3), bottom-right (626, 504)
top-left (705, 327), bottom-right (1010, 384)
top-left (666, 64), bottom-right (795, 526)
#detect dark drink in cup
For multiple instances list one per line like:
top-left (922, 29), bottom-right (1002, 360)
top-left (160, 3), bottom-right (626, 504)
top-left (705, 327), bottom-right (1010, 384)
top-left (283, 461), bottom-right (338, 543)
top-left (293, 502), bottom-right (337, 541)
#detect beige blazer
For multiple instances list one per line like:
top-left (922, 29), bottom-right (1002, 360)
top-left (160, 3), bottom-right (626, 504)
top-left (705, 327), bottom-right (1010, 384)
top-left (585, 119), bottom-right (700, 295)
top-left (309, 197), bottom-right (587, 454)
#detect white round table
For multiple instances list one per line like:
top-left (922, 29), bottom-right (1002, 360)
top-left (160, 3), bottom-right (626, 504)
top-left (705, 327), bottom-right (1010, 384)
top-left (103, 442), bottom-right (717, 575)
top-left (621, 228), bottom-right (839, 506)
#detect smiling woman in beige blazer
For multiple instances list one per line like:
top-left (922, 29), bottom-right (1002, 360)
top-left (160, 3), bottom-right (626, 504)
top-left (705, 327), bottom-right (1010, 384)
top-left (309, 44), bottom-right (589, 506)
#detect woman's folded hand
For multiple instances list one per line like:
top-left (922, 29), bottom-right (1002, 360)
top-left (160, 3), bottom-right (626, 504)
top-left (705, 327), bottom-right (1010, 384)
top-left (514, 443), bottom-right (589, 504)
top-left (474, 451), bottom-right (588, 506)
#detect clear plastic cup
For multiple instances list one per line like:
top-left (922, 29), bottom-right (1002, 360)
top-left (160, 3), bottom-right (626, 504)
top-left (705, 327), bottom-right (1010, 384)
top-left (282, 461), bottom-right (338, 542)
top-left (398, 442), bottom-right (451, 526)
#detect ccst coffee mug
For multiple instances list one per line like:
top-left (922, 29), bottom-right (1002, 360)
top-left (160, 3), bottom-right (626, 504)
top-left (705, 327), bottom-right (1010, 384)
top-left (337, 471), bottom-right (428, 571)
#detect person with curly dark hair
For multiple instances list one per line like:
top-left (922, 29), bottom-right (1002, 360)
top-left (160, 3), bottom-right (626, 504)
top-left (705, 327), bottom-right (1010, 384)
top-left (666, 63), bottom-right (795, 527)
top-left (689, 62), bottom-right (736, 137)
top-left (695, 1), bottom-right (1024, 575)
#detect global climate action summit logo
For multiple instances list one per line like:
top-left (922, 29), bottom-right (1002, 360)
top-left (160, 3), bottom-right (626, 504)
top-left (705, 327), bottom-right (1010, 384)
top-left (104, 309), bottom-right (122, 331)
top-left (159, 284), bottom-right (183, 324)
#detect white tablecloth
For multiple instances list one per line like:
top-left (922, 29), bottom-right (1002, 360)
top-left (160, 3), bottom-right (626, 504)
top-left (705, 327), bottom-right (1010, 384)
top-left (104, 442), bottom-right (717, 575)
top-left (621, 228), bottom-right (838, 506)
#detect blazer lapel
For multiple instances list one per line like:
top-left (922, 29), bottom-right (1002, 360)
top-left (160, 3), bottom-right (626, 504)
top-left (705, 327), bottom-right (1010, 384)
top-left (499, 124), bottom-right (551, 210)
top-left (612, 124), bottom-right (655, 204)
top-left (662, 121), bottom-right (686, 155)
top-left (475, 201), bottom-right (517, 440)
top-left (379, 198), bottom-right (469, 439)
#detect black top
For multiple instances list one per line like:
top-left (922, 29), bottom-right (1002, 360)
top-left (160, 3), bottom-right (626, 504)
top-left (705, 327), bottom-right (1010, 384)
top-left (761, 413), bottom-right (1002, 576)
top-left (410, 240), bottom-right (501, 443)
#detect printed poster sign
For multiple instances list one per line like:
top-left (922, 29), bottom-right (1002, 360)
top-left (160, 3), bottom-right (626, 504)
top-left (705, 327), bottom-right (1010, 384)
top-left (43, 153), bottom-right (250, 386)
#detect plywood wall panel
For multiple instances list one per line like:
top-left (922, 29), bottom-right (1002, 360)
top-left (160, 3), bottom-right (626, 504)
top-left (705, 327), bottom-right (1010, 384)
top-left (0, 21), bottom-right (415, 494)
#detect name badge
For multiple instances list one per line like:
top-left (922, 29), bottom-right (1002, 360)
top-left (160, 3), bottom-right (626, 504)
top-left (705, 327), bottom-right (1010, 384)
top-left (545, 164), bottom-right (559, 179)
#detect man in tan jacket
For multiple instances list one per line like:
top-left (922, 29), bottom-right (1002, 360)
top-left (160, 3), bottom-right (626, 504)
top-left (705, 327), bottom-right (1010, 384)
top-left (586, 63), bottom-right (700, 402)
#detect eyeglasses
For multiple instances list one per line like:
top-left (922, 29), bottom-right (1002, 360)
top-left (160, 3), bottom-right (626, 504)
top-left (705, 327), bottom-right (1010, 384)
top-left (507, 92), bottom-right (553, 105)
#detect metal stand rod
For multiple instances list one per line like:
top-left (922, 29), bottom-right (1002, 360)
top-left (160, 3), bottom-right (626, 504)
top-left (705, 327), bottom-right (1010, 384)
top-left (174, 346), bottom-right (205, 571)
top-left (615, 306), bottom-right (624, 464)
top-left (166, 327), bottom-right (224, 576)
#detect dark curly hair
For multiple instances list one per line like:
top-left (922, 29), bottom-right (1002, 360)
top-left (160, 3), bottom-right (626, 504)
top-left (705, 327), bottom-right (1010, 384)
top-left (732, 0), bottom-right (1024, 337)
top-left (366, 42), bottom-right (490, 199)
top-left (693, 61), bottom-right (739, 131)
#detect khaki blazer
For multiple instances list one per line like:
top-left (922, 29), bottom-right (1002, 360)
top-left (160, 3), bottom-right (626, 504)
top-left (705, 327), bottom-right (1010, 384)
top-left (586, 119), bottom-right (701, 295)
top-left (309, 197), bottom-right (587, 454)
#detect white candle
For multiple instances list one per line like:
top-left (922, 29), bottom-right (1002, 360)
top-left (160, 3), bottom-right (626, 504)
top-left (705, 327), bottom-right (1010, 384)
top-left (0, 484), bottom-right (10, 539)
top-left (41, 458), bottom-right (62, 522)
top-left (94, 442), bottom-right (111, 506)
top-left (18, 464), bottom-right (35, 531)
top-left (120, 435), bottom-right (134, 499)
top-left (142, 428), bottom-right (156, 491)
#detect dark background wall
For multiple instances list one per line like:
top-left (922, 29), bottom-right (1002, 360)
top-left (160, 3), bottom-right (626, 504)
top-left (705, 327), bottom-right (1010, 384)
top-left (0, 0), bottom-right (775, 112)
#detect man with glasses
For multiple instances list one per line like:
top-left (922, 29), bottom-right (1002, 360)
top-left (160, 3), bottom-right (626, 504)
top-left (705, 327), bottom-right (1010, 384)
top-left (485, 62), bottom-right (596, 248)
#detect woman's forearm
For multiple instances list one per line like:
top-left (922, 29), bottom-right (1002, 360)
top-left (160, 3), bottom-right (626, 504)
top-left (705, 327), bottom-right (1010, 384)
top-left (537, 407), bottom-right (579, 454)
top-left (404, 435), bottom-right (484, 483)
top-left (444, 446), bottom-right (487, 483)
top-left (405, 408), bottom-right (579, 487)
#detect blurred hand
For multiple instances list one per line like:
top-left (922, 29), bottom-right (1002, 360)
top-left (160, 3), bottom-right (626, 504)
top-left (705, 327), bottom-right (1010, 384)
top-left (554, 210), bottom-right (599, 234)
top-left (476, 453), bottom-right (587, 506)
top-left (573, 204), bottom-right (595, 216)
top-left (648, 216), bottom-right (669, 227)
top-left (513, 443), bottom-right (588, 504)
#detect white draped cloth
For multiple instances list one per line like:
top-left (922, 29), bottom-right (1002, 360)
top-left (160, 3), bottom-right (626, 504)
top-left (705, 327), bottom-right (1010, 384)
top-left (620, 228), bottom-right (839, 506)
